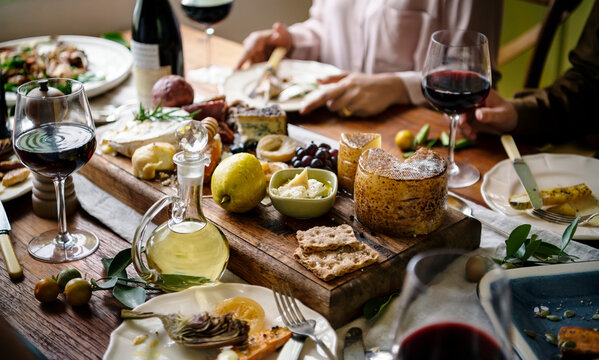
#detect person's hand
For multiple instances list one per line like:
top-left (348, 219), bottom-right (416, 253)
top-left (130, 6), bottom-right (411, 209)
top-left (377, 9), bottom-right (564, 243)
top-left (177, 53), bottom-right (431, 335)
top-left (460, 89), bottom-right (518, 140)
top-left (235, 22), bottom-right (292, 70)
top-left (300, 73), bottom-right (409, 117)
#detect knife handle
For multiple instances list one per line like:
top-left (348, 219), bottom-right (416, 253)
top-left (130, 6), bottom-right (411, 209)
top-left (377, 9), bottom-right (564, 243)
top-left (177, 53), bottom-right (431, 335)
top-left (0, 233), bottom-right (22, 279)
top-left (500, 135), bottom-right (521, 161)
top-left (268, 46), bottom-right (287, 72)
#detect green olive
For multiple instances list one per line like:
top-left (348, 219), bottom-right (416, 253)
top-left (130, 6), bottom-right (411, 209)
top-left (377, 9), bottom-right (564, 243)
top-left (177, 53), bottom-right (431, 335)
top-left (56, 268), bottom-right (82, 292)
top-left (34, 278), bottom-right (60, 303)
top-left (465, 255), bottom-right (492, 282)
top-left (64, 278), bottom-right (92, 306)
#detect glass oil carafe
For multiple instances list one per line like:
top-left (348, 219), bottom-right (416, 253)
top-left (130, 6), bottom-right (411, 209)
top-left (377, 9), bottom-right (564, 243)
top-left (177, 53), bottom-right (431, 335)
top-left (132, 120), bottom-right (229, 292)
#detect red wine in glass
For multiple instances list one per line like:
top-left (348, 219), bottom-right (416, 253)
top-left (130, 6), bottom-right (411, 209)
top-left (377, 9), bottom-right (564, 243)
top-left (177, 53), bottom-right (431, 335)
top-left (181, 0), bottom-right (233, 25)
top-left (422, 71), bottom-right (490, 114)
top-left (14, 123), bottom-right (96, 179)
top-left (398, 322), bottom-right (508, 360)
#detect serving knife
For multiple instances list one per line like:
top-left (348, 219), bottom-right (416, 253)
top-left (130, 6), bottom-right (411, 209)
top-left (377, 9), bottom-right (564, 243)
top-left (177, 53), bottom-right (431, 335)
top-left (0, 201), bottom-right (22, 279)
top-left (248, 46), bottom-right (287, 99)
top-left (500, 135), bottom-right (543, 209)
top-left (277, 333), bottom-right (306, 360)
top-left (343, 327), bottom-right (365, 360)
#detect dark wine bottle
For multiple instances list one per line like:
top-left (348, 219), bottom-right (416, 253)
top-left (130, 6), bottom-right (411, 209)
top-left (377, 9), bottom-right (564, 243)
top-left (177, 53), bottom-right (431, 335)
top-left (131, 0), bottom-right (184, 105)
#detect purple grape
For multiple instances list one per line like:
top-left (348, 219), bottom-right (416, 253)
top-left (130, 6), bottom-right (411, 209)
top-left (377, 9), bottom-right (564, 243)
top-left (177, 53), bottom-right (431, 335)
top-left (301, 155), bottom-right (314, 167)
top-left (292, 160), bottom-right (302, 168)
top-left (331, 156), bottom-right (338, 168)
top-left (296, 149), bottom-right (306, 158)
top-left (305, 143), bottom-right (318, 156)
top-left (319, 143), bottom-right (331, 150)
top-left (325, 159), bottom-right (333, 169)
top-left (291, 156), bottom-right (299, 163)
top-left (315, 148), bottom-right (330, 160)
top-left (330, 149), bottom-right (339, 157)
top-left (310, 158), bottom-right (324, 168)
top-left (295, 146), bottom-right (303, 155)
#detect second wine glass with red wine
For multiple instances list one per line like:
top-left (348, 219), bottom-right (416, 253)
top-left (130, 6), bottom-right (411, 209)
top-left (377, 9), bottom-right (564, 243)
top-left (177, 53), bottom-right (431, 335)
top-left (13, 78), bottom-right (98, 263)
top-left (388, 249), bottom-right (512, 360)
top-left (421, 30), bottom-right (491, 188)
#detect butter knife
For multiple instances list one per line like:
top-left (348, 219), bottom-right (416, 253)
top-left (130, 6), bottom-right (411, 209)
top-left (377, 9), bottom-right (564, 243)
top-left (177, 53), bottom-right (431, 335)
top-left (248, 46), bottom-right (287, 99)
top-left (500, 135), bottom-right (543, 209)
top-left (277, 333), bottom-right (306, 360)
top-left (0, 201), bottom-right (22, 279)
top-left (343, 327), bottom-right (365, 360)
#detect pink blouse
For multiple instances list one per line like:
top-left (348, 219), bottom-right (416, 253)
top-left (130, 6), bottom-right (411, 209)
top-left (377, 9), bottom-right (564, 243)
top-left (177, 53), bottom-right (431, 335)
top-left (287, 0), bottom-right (503, 104)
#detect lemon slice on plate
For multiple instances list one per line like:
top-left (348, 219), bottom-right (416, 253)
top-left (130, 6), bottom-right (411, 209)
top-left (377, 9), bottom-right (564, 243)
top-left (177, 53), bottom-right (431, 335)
top-left (213, 297), bottom-right (266, 335)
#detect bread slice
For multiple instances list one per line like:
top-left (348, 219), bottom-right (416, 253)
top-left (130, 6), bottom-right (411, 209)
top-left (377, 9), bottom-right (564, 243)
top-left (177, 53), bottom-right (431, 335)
top-left (296, 224), bottom-right (360, 253)
top-left (294, 243), bottom-right (378, 281)
top-left (558, 326), bottom-right (599, 358)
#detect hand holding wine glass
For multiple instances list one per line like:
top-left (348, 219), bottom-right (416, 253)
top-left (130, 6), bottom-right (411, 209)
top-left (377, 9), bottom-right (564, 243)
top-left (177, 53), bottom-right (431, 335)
top-left (421, 30), bottom-right (491, 188)
top-left (13, 78), bottom-right (98, 263)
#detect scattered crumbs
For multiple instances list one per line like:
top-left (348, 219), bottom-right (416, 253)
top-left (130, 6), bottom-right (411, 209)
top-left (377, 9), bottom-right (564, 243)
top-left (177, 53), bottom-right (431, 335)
top-left (546, 315), bottom-right (562, 322)
top-left (581, 300), bottom-right (585, 304)
top-left (132, 334), bottom-right (148, 345)
top-left (556, 307), bottom-right (562, 311)
top-left (545, 333), bottom-right (558, 346)
top-left (592, 314), bottom-right (599, 320)
top-left (534, 306), bottom-right (540, 313)
top-left (541, 306), bottom-right (550, 311)
top-left (523, 329), bottom-right (536, 338)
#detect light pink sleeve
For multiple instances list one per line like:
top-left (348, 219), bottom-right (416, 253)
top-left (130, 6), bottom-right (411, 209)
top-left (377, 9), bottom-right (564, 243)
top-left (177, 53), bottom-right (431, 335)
top-left (287, 0), bottom-right (324, 61)
top-left (396, 71), bottom-right (426, 105)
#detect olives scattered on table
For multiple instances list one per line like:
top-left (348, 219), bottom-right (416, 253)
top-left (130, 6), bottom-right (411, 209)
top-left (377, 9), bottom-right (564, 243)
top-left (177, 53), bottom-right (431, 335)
top-left (34, 268), bottom-right (92, 306)
top-left (291, 142), bottom-right (338, 173)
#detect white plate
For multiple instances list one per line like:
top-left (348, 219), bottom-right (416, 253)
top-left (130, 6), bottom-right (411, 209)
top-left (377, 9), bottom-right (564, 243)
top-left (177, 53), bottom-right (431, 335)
top-left (222, 60), bottom-right (343, 112)
top-left (0, 172), bottom-right (32, 202)
top-left (103, 283), bottom-right (338, 360)
top-left (481, 153), bottom-right (599, 239)
top-left (1, 35), bottom-right (133, 105)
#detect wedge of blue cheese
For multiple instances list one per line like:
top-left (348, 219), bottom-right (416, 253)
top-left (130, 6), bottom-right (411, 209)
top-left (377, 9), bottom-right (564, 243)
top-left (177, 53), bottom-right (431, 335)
top-left (235, 105), bottom-right (287, 143)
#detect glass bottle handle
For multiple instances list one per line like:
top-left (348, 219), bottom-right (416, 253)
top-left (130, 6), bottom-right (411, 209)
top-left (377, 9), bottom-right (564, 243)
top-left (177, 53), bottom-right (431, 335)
top-left (131, 195), bottom-right (178, 283)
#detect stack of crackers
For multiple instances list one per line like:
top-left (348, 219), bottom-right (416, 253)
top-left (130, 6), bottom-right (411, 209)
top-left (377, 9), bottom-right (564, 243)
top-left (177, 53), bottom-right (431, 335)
top-left (293, 224), bottom-right (379, 281)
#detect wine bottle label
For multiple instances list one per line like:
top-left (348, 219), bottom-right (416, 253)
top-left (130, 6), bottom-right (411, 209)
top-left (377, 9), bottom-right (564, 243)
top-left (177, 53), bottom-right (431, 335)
top-left (131, 40), bottom-right (172, 106)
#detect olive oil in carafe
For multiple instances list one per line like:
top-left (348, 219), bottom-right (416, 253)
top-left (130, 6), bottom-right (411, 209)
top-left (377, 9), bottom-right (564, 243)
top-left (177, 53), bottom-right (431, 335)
top-left (146, 220), bottom-right (229, 282)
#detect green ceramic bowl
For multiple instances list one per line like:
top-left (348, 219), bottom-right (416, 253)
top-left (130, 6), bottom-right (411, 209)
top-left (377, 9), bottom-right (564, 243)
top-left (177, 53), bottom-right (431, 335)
top-left (269, 168), bottom-right (338, 219)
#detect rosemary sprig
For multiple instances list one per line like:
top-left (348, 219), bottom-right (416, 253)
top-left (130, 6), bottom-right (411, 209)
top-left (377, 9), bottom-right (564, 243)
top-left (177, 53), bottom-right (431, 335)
top-left (134, 102), bottom-right (200, 122)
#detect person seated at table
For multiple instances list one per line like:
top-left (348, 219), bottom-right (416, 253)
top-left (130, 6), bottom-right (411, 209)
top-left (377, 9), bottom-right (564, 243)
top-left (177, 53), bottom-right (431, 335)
top-left (235, 0), bottom-right (503, 117)
top-left (460, 1), bottom-right (599, 150)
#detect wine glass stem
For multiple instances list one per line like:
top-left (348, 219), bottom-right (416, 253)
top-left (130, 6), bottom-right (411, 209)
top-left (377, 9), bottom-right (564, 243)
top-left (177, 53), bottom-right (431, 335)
top-left (204, 26), bottom-right (214, 68)
top-left (447, 113), bottom-right (460, 176)
top-left (53, 177), bottom-right (69, 245)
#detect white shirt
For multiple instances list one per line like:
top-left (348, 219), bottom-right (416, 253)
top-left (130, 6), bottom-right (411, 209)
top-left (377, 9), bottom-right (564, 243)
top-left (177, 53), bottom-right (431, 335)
top-left (287, 0), bottom-right (503, 104)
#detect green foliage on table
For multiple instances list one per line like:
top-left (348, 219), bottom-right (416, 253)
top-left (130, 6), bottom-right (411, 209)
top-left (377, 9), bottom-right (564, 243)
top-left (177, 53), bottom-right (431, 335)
top-left (101, 32), bottom-right (130, 49)
top-left (363, 292), bottom-right (398, 321)
top-left (499, 217), bottom-right (579, 267)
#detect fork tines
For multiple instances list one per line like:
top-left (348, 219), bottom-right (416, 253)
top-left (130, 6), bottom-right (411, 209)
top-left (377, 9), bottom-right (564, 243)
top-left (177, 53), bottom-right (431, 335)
top-left (272, 284), bottom-right (306, 326)
top-left (532, 209), bottom-right (576, 224)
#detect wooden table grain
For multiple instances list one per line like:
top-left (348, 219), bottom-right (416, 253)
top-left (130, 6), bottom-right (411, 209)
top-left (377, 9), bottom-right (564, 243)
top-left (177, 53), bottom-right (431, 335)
top-left (0, 25), bottom-right (531, 359)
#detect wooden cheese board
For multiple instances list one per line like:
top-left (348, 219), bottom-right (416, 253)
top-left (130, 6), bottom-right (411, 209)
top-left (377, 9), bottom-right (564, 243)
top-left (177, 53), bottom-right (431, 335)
top-left (81, 127), bottom-right (481, 327)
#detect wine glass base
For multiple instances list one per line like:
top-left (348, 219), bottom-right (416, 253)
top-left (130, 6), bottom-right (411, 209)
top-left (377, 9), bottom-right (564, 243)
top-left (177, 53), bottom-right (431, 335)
top-left (187, 65), bottom-right (232, 85)
top-left (28, 229), bottom-right (99, 263)
top-left (448, 161), bottom-right (480, 188)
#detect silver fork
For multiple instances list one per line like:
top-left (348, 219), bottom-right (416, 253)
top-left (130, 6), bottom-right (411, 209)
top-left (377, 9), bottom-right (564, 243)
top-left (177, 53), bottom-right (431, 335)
top-left (272, 285), bottom-right (337, 360)
top-left (532, 209), bottom-right (599, 225)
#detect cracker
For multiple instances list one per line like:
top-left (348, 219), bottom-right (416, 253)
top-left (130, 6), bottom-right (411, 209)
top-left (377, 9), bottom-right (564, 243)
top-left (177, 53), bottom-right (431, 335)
top-left (296, 224), bottom-right (359, 253)
top-left (293, 243), bottom-right (378, 281)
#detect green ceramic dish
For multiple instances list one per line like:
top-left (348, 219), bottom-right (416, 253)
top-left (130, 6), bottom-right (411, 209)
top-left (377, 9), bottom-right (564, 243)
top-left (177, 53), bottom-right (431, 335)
top-left (269, 168), bottom-right (338, 219)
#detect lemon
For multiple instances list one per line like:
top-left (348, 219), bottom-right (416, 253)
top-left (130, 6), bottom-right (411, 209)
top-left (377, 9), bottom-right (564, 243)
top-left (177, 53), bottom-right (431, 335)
top-left (211, 153), bottom-right (267, 213)
top-left (394, 130), bottom-right (415, 151)
top-left (213, 297), bottom-right (266, 335)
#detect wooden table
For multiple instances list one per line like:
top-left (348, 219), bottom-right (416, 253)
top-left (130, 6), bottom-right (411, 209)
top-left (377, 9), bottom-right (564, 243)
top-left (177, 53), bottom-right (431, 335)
top-left (0, 25), bottom-right (536, 359)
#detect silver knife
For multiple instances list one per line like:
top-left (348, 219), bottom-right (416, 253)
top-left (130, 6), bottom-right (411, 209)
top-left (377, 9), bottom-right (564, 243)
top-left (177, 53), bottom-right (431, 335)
top-left (277, 333), bottom-right (306, 360)
top-left (248, 46), bottom-right (287, 99)
top-left (500, 135), bottom-right (543, 209)
top-left (343, 327), bottom-right (365, 360)
top-left (0, 201), bottom-right (22, 279)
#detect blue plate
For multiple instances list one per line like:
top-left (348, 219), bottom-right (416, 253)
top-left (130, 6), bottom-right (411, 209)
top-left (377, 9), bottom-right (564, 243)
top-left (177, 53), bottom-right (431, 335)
top-left (481, 262), bottom-right (599, 360)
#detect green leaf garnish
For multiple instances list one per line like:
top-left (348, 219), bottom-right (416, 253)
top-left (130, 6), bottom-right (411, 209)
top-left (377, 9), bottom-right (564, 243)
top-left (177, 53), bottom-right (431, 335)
top-left (101, 32), bottom-right (130, 49)
top-left (134, 102), bottom-right (199, 122)
top-left (107, 248), bottom-right (133, 278)
top-left (363, 292), bottom-right (398, 320)
top-left (113, 284), bottom-right (146, 309)
top-left (505, 224), bottom-right (530, 259)
top-left (560, 216), bottom-right (580, 257)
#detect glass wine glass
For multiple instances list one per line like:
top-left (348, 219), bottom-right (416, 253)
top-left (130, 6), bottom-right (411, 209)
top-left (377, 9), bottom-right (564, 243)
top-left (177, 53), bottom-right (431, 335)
top-left (181, 0), bottom-right (234, 84)
top-left (421, 30), bottom-right (491, 188)
top-left (383, 249), bottom-right (512, 360)
top-left (13, 78), bottom-right (98, 263)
